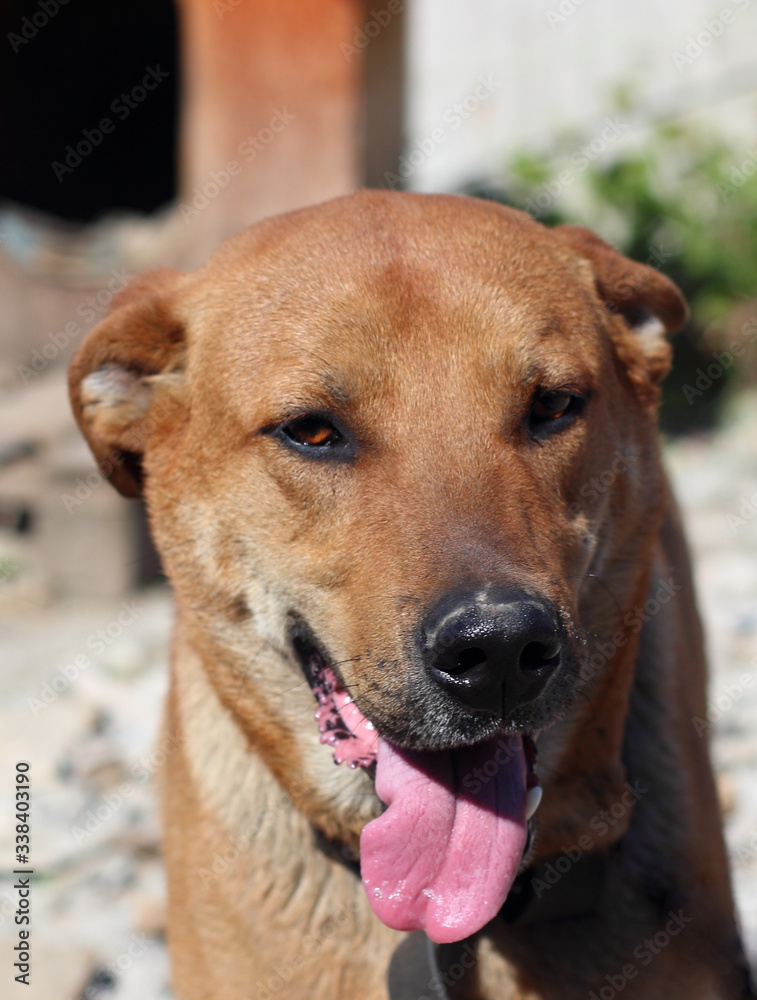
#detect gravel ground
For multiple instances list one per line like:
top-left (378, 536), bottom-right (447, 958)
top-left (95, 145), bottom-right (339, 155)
top-left (1, 391), bottom-right (756, 1000)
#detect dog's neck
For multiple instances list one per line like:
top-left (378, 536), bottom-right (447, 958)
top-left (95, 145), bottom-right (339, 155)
top-left (533, 522), bottom-right (667, 859)
top-left (168, 620), bottom-right (380, 904)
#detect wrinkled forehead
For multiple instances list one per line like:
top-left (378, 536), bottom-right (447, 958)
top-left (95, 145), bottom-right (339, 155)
top-left (180, 205), bottom-right (606, 407)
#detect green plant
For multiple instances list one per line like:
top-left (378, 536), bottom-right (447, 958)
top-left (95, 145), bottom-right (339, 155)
top-left (469, 120), bottom-right (757, 434)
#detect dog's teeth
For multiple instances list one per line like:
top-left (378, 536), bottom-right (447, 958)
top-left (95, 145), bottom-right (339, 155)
top-left (525, 785), bottom-right (543, 821)
top-left (364, 721), bottom-right (375, 730)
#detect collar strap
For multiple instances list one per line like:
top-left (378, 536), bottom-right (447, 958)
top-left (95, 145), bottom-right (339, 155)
top-left (500, 847), bottom-right (610, 925)
top-left (388, 932), bottom-right (474, 1000)
top-left (387, 850), bottom-right (611, 999)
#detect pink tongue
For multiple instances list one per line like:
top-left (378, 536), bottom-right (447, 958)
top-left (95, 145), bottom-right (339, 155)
top-left (360, 735), bottom-right (527, 944)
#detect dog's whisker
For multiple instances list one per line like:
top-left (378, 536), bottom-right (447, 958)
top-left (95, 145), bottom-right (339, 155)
top-left (551, 571), bottom-right (625, 618)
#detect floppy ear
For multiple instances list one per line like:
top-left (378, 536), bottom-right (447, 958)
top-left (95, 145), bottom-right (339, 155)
top-left (553, 225), bottom-right (688, 384)
top-left (68, 268), bottom-right (189, 497)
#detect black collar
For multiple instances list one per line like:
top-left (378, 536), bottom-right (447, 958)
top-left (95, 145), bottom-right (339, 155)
top-left (387, 849), bottom-right (611, 1000)
top-left (500, 847), bottom-right (610, 925)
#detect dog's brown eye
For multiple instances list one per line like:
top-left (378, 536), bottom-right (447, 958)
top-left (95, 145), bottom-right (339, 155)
top-left (531, 392), bottom-right (574, 423)
top-left (282, 417), bottom-right (342, 448)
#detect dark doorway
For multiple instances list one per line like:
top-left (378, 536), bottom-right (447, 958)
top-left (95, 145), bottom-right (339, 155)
top-left (0, 0), bottom-right (179, 223)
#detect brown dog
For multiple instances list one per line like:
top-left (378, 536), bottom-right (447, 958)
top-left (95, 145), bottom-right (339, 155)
top-left (69, 192), bottom-right (754, 1000)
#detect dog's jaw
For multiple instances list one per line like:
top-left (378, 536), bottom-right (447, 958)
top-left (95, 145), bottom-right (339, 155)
top-left (294, 625), bottom-right (544, 943)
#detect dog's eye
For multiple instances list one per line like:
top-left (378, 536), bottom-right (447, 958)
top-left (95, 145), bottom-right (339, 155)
top-left (532, 392), bottom-right (573, 422)
top-left (529, 391), bottom-right (584, 433)
top-left (280, 416), bottom-right (343, 449)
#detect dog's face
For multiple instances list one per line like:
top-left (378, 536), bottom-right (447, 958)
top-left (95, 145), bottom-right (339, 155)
top-left (69, 192), bottom-right (686, 938)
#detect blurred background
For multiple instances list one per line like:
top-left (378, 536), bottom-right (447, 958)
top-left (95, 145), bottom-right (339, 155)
top-left (0, 1), bottom-right (756, 997)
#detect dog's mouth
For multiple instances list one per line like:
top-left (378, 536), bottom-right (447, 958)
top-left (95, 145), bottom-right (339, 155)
top-left (293, 629), bottom-right (541, 944)
top-left (303, 642), bottom-right (380, 769)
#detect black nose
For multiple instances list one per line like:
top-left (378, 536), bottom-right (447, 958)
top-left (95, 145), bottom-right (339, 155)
top-left (422, 589), bottom-right (562, 717)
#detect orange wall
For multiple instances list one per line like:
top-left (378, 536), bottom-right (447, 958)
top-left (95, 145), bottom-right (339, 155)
top-left (176, 0), bottom-right (363, 257)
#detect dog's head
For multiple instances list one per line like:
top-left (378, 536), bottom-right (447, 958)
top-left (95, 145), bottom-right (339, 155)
top-left (69, 192), bottom-right (686, 942)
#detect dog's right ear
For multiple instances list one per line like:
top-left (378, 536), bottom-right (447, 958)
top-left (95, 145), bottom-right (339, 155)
top-left (69, 268), bottom-right (189, 498)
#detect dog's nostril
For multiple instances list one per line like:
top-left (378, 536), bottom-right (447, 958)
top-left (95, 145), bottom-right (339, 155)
top-left (422, 591), bottom-right (563, 716)
top-left (519, 641), bottom-right (561, 672)
top-left (454, 647), bottom-right (487, 675)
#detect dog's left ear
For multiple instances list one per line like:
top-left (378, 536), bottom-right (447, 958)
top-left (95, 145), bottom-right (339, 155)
top-left (553, 225), bottom-right (688, 384)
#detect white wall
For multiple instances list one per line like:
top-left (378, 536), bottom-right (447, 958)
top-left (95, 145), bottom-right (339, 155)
top-left (403, 0), bottom-right (757, 192)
